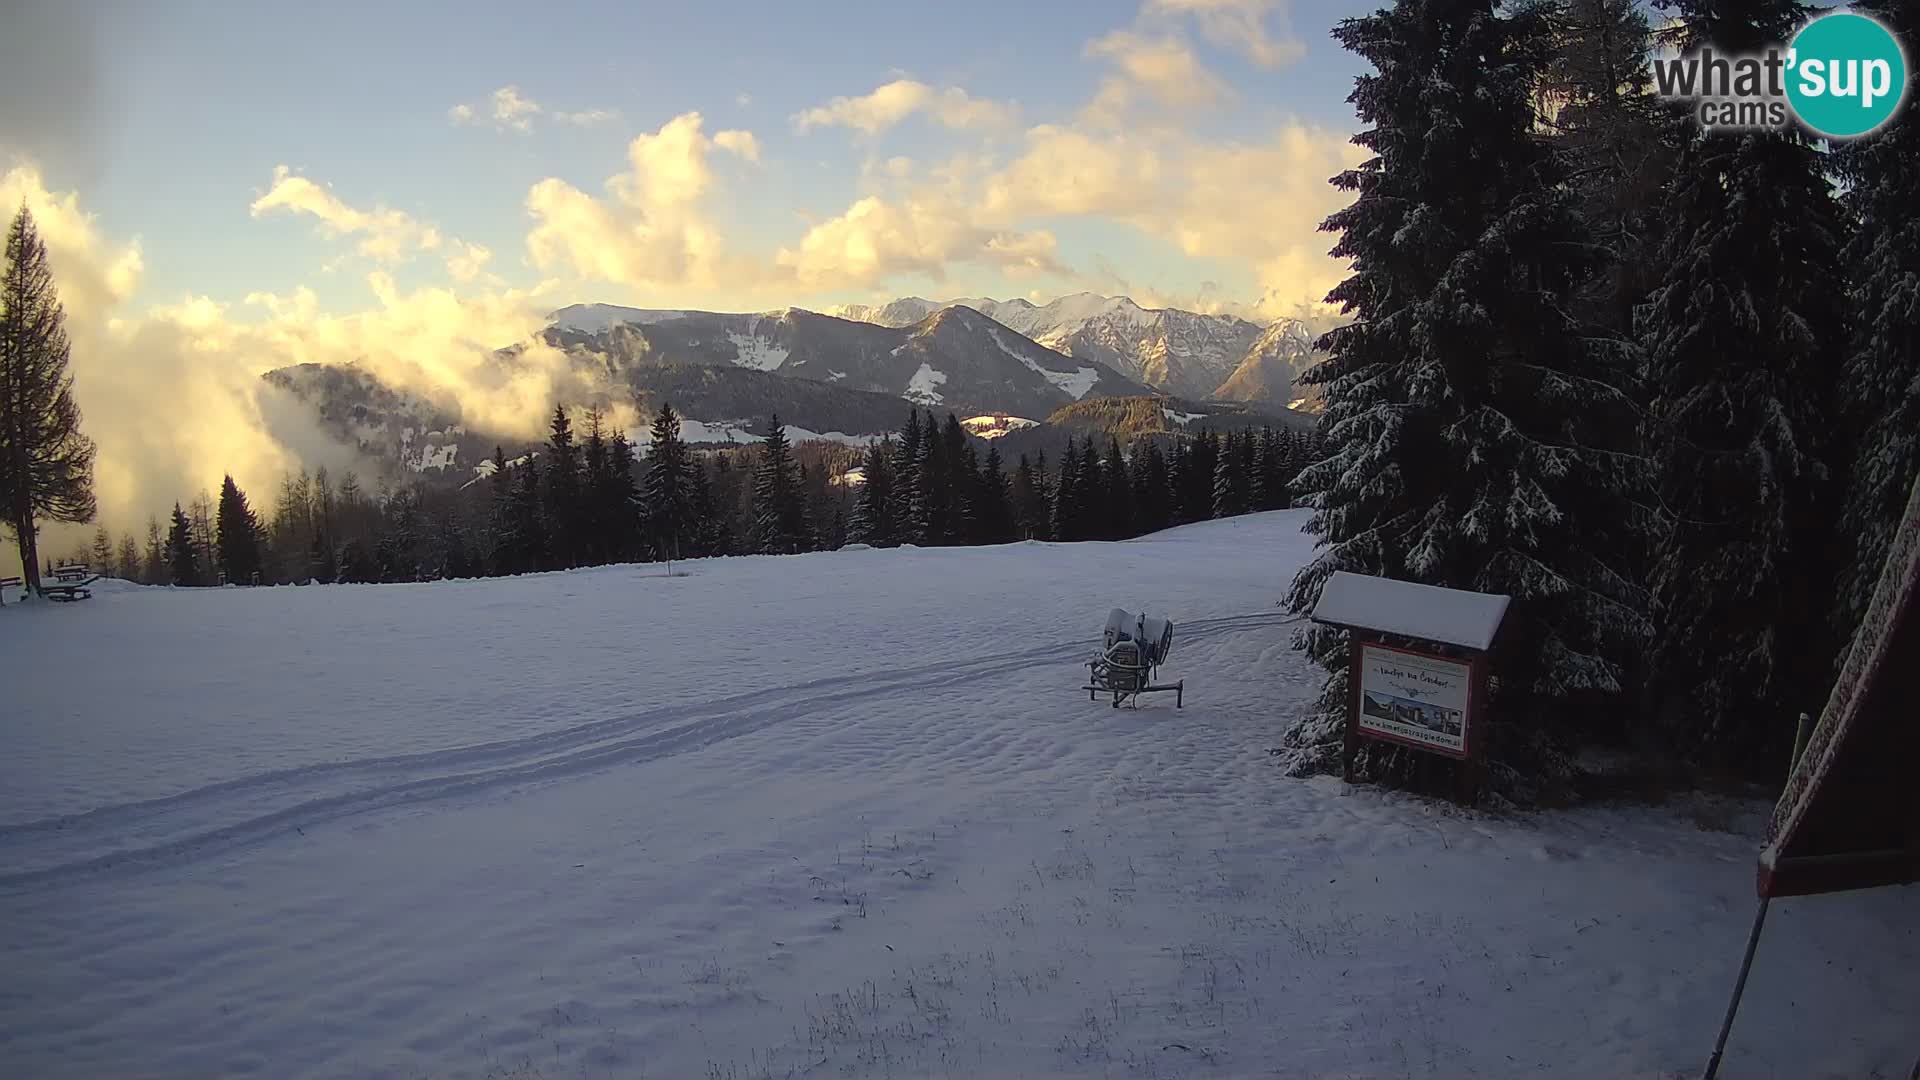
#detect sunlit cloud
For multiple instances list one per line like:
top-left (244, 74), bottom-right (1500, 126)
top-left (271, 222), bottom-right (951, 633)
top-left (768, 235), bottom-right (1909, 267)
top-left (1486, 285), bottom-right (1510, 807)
top-left (524, 112), bottom-right (764, 295)
top-left (793, 79), bottom-right (1020, 136)
top-left (248, 166), bottom-right (443, 262)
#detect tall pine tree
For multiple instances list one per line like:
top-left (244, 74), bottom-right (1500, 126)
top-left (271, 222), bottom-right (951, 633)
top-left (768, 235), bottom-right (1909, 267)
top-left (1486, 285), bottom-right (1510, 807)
top-left (851, 439), bottom-right (896, 546)
top-left (889, 410), bottom-right (924, 540)
top-left (606, 430), bottom-right (642, 562)
top-left (752, 414), bottom-right (805, 554)
top-left (1831, 0), bottom-right (1920, 652)
top-left (644, 402), bottom-right (695, 566)
top-left (1052, 436), bottom-right (1082, 542)
top-left (579, 409), bottom-right (611, 566)
top-left (1286, 0), bottom-right (1649, 787)
top-left (1638, 0), bottom-right (1851, 768)
top-left (977, 444), bottom-right (1012, 545)
top-left (1133, 439), bottom-right (1172, 534)
top-left (166, 502), bottom-right (198, 586)
top-left (216, 474), bottom-right (264, 583)
top-left (0, 205), bottom-right (97, 595)
top-left (542, 406), bottom-right (582, 568)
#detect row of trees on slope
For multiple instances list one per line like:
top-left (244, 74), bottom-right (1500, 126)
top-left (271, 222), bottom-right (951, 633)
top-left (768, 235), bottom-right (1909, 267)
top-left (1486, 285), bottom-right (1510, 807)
top-left (1282, 0), bottom-right (1920, 792)
top-left (79, 406), bottom-right (1319, 587)
top-left (847, 410), bottom-right (1322, 547)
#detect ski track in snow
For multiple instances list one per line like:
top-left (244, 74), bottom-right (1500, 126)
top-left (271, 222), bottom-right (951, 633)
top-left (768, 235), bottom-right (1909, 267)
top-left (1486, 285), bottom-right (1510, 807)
top-left (0, 611), bottom-right (1297, 889)
top-left (1, 511), bottom-right (1915, 1080)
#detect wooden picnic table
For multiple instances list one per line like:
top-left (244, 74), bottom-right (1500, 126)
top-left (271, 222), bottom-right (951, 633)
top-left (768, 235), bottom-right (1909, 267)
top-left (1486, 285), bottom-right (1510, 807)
top-left (41, 571), bottom-right (99, 601)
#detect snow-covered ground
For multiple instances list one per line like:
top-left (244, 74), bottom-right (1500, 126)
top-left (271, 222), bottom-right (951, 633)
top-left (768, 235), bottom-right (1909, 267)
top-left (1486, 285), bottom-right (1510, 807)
top-left (0, 512), bottom-right (1913, 1079)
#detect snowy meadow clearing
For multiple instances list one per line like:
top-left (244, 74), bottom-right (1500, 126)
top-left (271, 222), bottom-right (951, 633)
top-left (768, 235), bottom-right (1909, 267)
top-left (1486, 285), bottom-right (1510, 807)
top-left (1, 510), bottom-right (1913, 1079)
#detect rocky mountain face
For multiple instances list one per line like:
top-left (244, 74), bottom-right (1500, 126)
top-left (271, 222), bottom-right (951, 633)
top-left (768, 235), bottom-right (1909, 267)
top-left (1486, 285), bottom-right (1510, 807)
top-left (831, 292), bottom-right (1319, 404)
top-left (1213, 320), bottom-right (1318, 406)
top-left (548, 303), bottom-right (1150, 420)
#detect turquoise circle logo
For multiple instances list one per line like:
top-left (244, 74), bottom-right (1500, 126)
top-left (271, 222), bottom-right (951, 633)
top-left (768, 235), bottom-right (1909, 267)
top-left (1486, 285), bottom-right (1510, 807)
top-left (1786, 12), bottom-right (1909, 138)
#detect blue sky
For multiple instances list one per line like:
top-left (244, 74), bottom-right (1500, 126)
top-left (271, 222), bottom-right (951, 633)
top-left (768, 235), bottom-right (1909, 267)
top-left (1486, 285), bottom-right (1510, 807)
top-left (5, 0), bottom-right (1371, 318)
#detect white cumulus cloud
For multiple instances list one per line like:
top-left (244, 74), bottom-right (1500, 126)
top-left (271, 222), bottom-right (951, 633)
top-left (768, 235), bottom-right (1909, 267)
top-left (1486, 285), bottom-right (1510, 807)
top-left (793, 79), bottom-right (1019, 136)
top-left (248, 166), bottom-right (443, 263)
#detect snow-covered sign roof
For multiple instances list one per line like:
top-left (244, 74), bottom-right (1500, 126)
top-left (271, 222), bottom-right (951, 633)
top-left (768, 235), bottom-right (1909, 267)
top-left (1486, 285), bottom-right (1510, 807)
top-left (1309, 571), bottom-right (1510, 652)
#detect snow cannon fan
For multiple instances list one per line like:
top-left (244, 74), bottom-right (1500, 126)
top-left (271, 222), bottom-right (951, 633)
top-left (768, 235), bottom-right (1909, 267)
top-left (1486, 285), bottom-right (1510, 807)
top-left (1084, 607), bottom-right (1183, 709)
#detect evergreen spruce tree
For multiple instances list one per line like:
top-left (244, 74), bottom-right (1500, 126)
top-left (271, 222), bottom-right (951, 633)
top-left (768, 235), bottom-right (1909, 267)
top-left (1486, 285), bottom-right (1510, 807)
top-left (905, 423), bottom-right (939, 545)
top-left (166, 503), bottom-right (198, 586)
top-left (1030, 450), bottom-right (1054, 541)
top-left (1831, 0), bottom-right (1920, 648)
top-left (889, 410), bottom-right (924, 537)
top-left (977, 445), bottom-right (1012, 544)
top-left (1078, 438), bottom-right (1105, 540)
top-left (1285, 0), bottom-right (1650, 786)
top-left (752, 414), bottom-right (805, 554)
top-left (0, 205), bottom-right (97, 594)
top-left (579, 409), bottom-right (611, 566)
top-left (1051, 436), bottom-right (1081, 541)
top-left (90, 525), bottom-right (112, 574)
top-left (1212, 430), bottom-right (1250, 519)
top-left (541, 406), bottom-right (582, 567)
top-left (1273, 428), bottom-right (1301, 499)
top-left (1638, 0), bottom-right (1851, 766)
top-left (707, 455), bottom-right (742, 557)
top-left (1249, 428), bottom-right (1281, 511)
top-left (1008, 454), bottom-right (1042, 540)
top-left (607, 430), bottom-right (642, 561)
top-left (685, 461), bottom-right (716, 558)
top-left (932, 414), bottom-right (966, 544)
top-left (1102, 437), bottom-right (1132, 539)
top-left (1546, 0), bottom-right (1674, 336)
top-left (1165, 439), bottom-right (1191, 525)
top-left (487, 446), bottom-right (516, 575)
top-left (644, 402), bottom-right (695, 567)
top-left (851, 439), bottom-right (896, 546)
top-left (1181, 431), bottom-right (1219, 524)
top-left (508, 453), bottom-right (547, 572)
top-left (796, 463), bottom-right (824, 552)
top-left (447, 507), bottom-right (479, 578)
top-left (1134, 439), bottom-right (1172, 534)
top-left (216, 475), bottom-right (264, 583)
top-left (375, 485), bottom-right (423, 581)
top-left (956, 437), bottom-right (983, 545)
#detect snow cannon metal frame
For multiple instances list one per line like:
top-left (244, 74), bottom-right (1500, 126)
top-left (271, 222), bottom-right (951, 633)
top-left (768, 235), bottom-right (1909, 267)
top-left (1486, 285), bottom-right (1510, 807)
top-left (1084, 608), bottom-right (1183, 708)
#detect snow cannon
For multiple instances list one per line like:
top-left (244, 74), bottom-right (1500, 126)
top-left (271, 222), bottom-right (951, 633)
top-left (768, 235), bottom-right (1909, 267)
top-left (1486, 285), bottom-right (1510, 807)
top-left (1085, 608), bottom-right (1184, 709)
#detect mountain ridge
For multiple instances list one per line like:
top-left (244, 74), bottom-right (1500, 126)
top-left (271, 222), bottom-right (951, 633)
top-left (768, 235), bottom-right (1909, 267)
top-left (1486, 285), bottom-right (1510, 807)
top-left (823, 292), bottom-right (1320, 403)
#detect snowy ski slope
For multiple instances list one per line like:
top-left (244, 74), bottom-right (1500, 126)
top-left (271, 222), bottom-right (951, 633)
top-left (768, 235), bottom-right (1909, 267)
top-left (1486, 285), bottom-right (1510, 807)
top-left (0, 511), bottom-right (1913, 1079)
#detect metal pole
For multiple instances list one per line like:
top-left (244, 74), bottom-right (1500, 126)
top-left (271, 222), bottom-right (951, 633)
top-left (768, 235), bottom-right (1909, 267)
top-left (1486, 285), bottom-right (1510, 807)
top-left (1701, 895), bottom-right (1772, 1080)
top-left (1790, 712), bottom-right (1814, 773)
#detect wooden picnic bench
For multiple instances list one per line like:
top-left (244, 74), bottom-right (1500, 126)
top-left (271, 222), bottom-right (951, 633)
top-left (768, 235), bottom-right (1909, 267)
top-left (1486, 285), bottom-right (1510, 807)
top-left (44, 576), bottom-right (99, 601)
top-left (0, 574), bottom-right (20, 606)
top-left (42, 566), bottom-right (99, 602)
